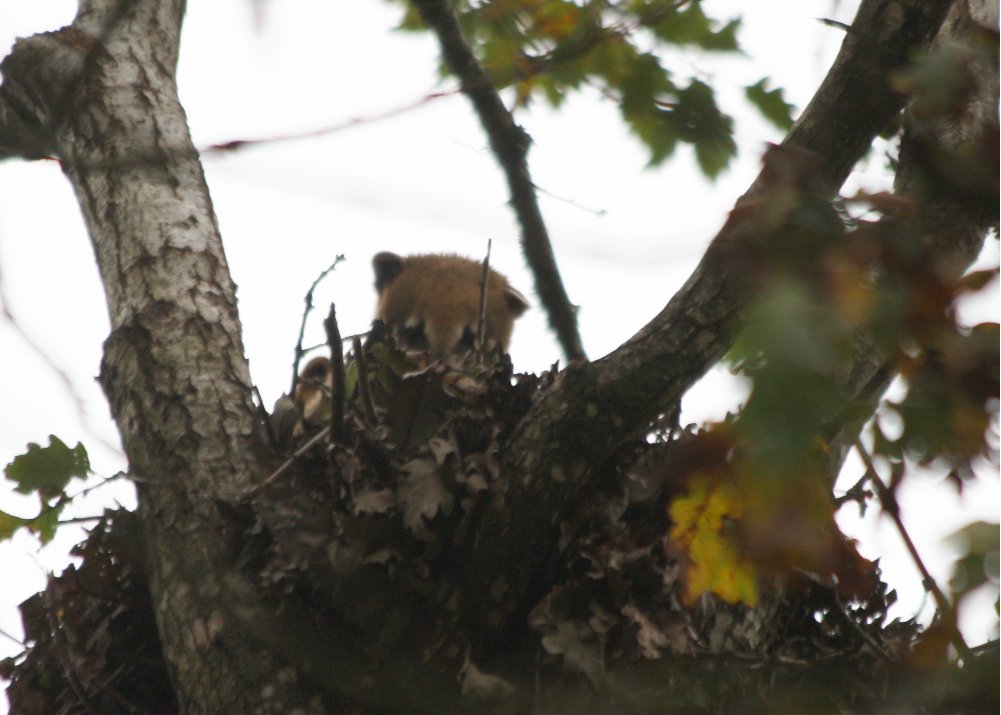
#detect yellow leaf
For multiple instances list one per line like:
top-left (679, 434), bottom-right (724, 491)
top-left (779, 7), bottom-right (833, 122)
top-left (668, 476), bottom-right (759, 607)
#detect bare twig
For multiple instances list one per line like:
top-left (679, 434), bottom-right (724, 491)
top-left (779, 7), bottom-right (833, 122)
top-left (833, 471), bottom-right (874, 511)
top-left (90, 666), bottom-right (159, 715)
top-left (0, 626), bottom-right (25, 648)
top-left (853, 437), bottom-right (974, 664)
top-left (831, 586), bottom-right (895, 661)
top-left (203, 89), bottom-right (458, 155)
top-left (818, 18), bottom-right (856, 33)
top-left (290, 255), bottom-right (344, 396)
top-left (44, 582), bottom-right (102, 715)
top-left (4, 90), bottom-right (459, 174)
top-left (534, 183), bottom-right (607, 217)
top-left (252, 384), bottom-right (279, 446)
top-left (248, 426), bottom-right (331, 498)
top-left (68, 471), bottom-right (128, 501)
top-left (476, 239), bottom-right (492, 359)
top-left (56, 515), bottom-right (103, 526)
top-left (352, 336), bottom-right (377, 427)
top-left (0, 256), bottom-right (123, 458)
top-left (324, 304), bottom-right (346, 442)
top-left (409, 0), bottom-right (587, 362)
top-left (300, 330), bottom-right (370, 356)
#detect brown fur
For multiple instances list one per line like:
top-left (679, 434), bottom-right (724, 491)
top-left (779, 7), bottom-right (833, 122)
top-left (290, 253), bottom-right (527, 431)
top-left (293, 355), bottom-right (332, 429)
top-left (372, 252), bottom-right (528, 355)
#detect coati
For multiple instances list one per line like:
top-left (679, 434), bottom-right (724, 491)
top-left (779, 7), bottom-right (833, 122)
top-left (288, 252), bottom-right (528, 433)
top-left (372, 252), bottom-right (529, 355)
top-left (293, 355), bottom-right (334, 422)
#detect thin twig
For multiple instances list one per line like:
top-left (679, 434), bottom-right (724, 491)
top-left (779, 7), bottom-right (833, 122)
top-left (252, 384), bottom-right (278, 446)
top-left (203, 89), bottom-right (458, 155)
top-left (0, 258), bottom-right (123, 458)
top-left (44, 582), bottom-right (102, 715)
top-left (91, 665), bottom-right (159, 715)
top-left (4, 87), bottom-right (457, 172)
top-left (68, 471), bottom-right (127, 500)
top-left (291, 255), bottom-right (344, 396)
top-left (0, 626), bottom-right (24, 648)
top-left (247, 426), bottom-right (331, 498)
top-left (831, 586), bottom-right (895, 661)
top-left (476, 239), bottom-right (492, 359)
top-left (534, 183), bottom-right (607, 217)
top-left (853, 437), bottom-right (973, 664)
top-left (57, 515), bottom-right (103, 526)
top-left (833, 471), bottom-right (873, 511)
top-left (818, 18), bottom-right (855, 34)
top-left (410, 0), bottom-right (586, 362)
top-left (352, 336), bottom-right (377, 427)
top-left (324, 304), bottom-right (346, 442)
top-left (300, 330), bottom-right (370, 357)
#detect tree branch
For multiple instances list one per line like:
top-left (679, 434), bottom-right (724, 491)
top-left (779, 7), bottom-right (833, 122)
top-left (0, 1), bottom-right (327, 711)
top-left (853, 437), bottom-right (974, 663)
top-left (821, 0), bottom-right (999, 480)
top-left (290, 255), bottom-right (344, 395)
top-left (410, 0), bottom-right (587, 362)
top-left (462, 0), bottom-right (955, 637)
top-left (324, 303), bottom-right (346, 442)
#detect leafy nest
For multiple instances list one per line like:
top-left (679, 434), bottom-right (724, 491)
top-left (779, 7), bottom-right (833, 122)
top-left (3, 511), bottom-right (175, 715)
top-left (4, 338), bottom-right (996, 714)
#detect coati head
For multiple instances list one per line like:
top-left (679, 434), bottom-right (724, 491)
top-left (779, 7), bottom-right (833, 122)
top-left (287, 252), bottom-right (527, 435)
top-left (372, 252), bottom-right (529, 355)
top-left (293, 355), bottom-right (332, 414)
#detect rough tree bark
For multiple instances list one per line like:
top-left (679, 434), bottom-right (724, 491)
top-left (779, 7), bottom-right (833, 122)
top-left (0, 0), bottom-right (994, 713)
top-left (0, 1), bottom-right (327, 712)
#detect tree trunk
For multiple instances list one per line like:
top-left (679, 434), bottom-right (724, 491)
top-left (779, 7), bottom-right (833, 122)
top-left (0, 0), bottom-right (994, 713)
top-left (0, 1), bottom-right (324, 712)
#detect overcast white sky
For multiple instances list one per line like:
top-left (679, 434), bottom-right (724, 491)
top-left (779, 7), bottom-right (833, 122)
top-left (0, 1), bottom-right (997, 705)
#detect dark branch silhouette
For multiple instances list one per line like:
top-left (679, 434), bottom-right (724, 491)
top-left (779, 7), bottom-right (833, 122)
top-left (410, 0), bottom-right (587, 362)
top-left (458, 0), bottom-right (956, 636)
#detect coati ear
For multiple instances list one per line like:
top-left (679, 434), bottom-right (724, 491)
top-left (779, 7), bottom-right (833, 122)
top-left (297, 356), bottom-right (332, 388)
top-left (372, 252), bottom-right (406, 294)
top-left (504, 285), bottom-right (529, 317)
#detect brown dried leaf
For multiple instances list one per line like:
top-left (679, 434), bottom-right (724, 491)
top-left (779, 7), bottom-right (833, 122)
top-left (397, 457), bottom-right (455, 537)
top-left (540, 620), bottom-right (605, 684)
top-left (352, 489), bottom-right (395, 515)
top-left (460, 658), bottom-right (517, 699)
top-left (621, 604), bottom-right (670, 659)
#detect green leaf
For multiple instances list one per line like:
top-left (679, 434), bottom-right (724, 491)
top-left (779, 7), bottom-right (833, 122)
top-left (0, 502), bottom-right (66, 545)
top-left (674, 79), bottom-right (736, 177)
top-left (615, 50), bottom-right (683, 165)
top-left (619, 50), bottom-right (673, 113)
top-left (700, 18), bottom-right (741, 52)
top-left (744, 78), bottom-right (794, 130)
top-left (636, 1), bottom-right (741, 52)
top-left (393, 3), bottom-right (425, 32)
top-left (5, 436), bottom-right (90, 499)
top-left (946, 521), bottom-right (1000, 600)
top-left (0, 509), bottom-right (30, 541)
top-left (31, 505), bottom-right (63, 544)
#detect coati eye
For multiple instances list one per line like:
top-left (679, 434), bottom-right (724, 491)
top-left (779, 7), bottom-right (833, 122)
top-left (456, 326), bottom-right (477, 353)
top-left (398, 322), bottom-right (430, 351)
top-left (300, 357), bottom-right (331, 385)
